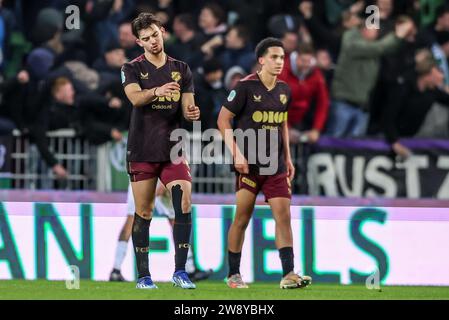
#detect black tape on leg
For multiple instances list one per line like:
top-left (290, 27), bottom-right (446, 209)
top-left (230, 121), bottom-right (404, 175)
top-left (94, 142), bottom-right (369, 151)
top-left (171, 185), bottom-right (191, 272)
top-left (132, 213), bottom-right (151, 278)
top-left (171, 184), bottom-right (191, 223)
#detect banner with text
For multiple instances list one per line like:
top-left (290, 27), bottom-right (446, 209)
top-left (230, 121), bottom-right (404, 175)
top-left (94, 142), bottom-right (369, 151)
top-left (305, 138), bottom-right (449, 199)
top-left (1, 202), bottom-right (448, 286)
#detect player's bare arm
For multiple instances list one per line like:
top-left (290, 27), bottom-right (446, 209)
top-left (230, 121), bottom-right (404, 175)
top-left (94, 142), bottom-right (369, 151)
top-left (181, 92), bottom-right (200, 121)
top-left (282, 118), bottom-right (295, 181)
top-left (124, 82), bottom-right (180, 107)
top-left (217, 106), bottom-right (249, 174)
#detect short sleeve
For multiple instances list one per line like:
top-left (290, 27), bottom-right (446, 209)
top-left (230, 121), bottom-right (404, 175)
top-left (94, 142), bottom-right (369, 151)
top-left (121, 63), bottom-right (139, 87)
top-left (181, 63), bottom-right (194, 93)
top-left (286, 87), bottom-right (292, 111)
top-left (222, 82), bottom-right (247, 116)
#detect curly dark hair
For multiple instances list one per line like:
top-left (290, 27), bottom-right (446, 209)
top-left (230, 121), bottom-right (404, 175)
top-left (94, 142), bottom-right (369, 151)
top-left (255, 37), bottom-right (284, 59)
top-left (131, 12), bottom-right (161, 38)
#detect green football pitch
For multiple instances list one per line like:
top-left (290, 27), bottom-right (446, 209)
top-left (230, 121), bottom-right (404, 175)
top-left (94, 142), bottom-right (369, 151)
top-left (1, 280), bottom-right (449, 300)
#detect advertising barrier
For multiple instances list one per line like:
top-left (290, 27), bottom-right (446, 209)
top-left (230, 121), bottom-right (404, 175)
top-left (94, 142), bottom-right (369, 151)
top-left (1, 199), bottom-right (448, 286)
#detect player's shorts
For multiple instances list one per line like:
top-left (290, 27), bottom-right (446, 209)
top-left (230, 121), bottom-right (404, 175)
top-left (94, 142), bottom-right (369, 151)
top-left (235, 172), bottom-right (291, 202)
top-left (126, 182), bottom-right (175, 219)
top-left (127, 160), bottom-right (191, 185)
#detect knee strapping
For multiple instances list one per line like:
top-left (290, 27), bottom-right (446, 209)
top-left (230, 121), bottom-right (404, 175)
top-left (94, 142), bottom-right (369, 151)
top-left (132, 213), bottom-right (152, 234)
top-left (171, 184), bottom-right (191, 223)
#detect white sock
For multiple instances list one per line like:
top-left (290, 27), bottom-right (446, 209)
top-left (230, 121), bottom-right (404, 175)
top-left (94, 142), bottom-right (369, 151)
top-left (113, 241), bottom-right (128, 271)
top-left (185, 247), bottom-right (195, 274)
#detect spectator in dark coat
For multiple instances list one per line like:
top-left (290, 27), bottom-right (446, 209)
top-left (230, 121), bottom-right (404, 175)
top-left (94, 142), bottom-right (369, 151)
top-left (190, 58), bottom-right (227, 131)
top-left (28, 77), bottom-right (81, 178)
top-left (118, 21), bottom-right (141, 60)
top-left (166, 13), bottom-right (206, 70)
top-left (93, 41), bottom-right (127, 92)
top-left (382, 52), bottom-right (449, 159)
top-left (219, 25), bottom-right (255, 73)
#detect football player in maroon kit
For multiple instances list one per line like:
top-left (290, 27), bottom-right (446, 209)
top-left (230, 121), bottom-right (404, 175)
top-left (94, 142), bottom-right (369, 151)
top-left (217, 38), bottom-right (312, 289)
top-left (122, 12), bottom-right (200, 289)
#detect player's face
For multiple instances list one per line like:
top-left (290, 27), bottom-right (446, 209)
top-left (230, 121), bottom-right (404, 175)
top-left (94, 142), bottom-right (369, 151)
top-left (136, 24), bottom-right (165, 55)
top-left (260, 46), bottom-right (285, 76)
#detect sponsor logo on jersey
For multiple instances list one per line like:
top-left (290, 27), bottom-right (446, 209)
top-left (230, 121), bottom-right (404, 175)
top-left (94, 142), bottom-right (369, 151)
top-left (252, 111), bottom-right (288, 124)
top-left (253, 95), bottom-right (262, 102)
top-left (140, 72), bottom-right (149, 79)
top-left (155, 90), bottom-right (181, 102)
top-left (151, 104), bottom-right (173, 110)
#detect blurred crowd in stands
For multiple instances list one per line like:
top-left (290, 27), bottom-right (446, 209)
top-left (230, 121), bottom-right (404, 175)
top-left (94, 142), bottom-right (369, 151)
top-left (0, 0), bottom-right (449, 179)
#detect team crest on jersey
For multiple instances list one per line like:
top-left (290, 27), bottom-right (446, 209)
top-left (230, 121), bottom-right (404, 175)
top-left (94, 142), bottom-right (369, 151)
top-left (171, 71), bottom-right (181, 82)
top-left (140, 72), bottom-right (149, 80)
top-left (280, 94), bottom-right (287, 105)
top-left (253, 95), bottom-right (262, 102)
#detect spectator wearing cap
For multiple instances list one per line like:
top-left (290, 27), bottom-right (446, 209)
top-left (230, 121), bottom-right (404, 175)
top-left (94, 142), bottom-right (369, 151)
top-left (382, 52), bottom-right (449, 159)
top-left (278, 43), bottom-right (329, 144)
top-left (166, 13), bottom-right (206, 70)
top-left (26, 13), bottom-right (64, 81)
top-left (224, 66), bottom-right (247, 91)
top-left (26, 47), bottom-right (56, 81)
top-left (93, 41), bottom-right (127, 91)
top-left (191, 58), bottom-right (227, 131)
top-left (326, 17), bottom-right (415, 138)
top-left (267, 14), bottom-right (302, 39)
top-left (218, 25), bottom-right (255, 73)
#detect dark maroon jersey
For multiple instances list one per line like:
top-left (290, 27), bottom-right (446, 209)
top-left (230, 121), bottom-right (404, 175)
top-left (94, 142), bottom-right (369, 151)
top-left (223, 73), bottom-right (291, 175)
top-left (122, 54), bottom-right (194, 162)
